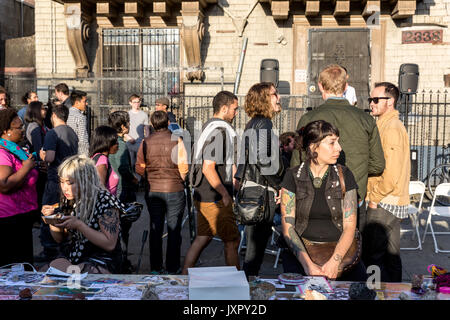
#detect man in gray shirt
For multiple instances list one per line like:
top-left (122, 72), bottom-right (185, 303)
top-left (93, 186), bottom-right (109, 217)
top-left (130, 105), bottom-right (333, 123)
top-left (67, 90), bottom-right (89, 156)
top-left (126, 94), bottom-right (149, 170)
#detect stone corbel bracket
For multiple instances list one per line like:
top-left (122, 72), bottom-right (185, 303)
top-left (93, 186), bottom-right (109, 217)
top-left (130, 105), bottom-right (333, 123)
top-left (64, 3), bottom-right (90, 77)
top-left (181, 2), bottom-right (205, 82)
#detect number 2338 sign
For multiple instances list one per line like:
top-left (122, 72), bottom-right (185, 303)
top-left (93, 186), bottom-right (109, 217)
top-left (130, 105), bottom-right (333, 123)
top-left (402, 30), bottom-right (443, 44)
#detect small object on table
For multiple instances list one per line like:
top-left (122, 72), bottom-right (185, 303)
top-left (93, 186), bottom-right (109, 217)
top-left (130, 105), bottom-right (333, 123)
top-left (348, 283), bottom-right (376, 300)
top-left (434, 274), bottom-right (450, 293)
top-left (421, 290), bottom-right (438, 300)
top-left (398, 292), bottom-right (411, 300)
top-left (19, 288), bottom-right (33, 300)
top-left (304, 290), bottom-right (327, 300)
top-left (438, 287), bottom-right (450, 295)
top-left (278, 273), bottom-right (305, 285)
top-left (249, 280), bottom-right (276, 300)
top-left (421, 277), bottom-right (436, 292)
top-left (141, 284), bottom-right (160, 300)
top-left (427, 264), bottom-right (447, 278)
top-left (72, 293), bottom-right (86, 300)
top-left (411, 274), bottom-right (425, 295)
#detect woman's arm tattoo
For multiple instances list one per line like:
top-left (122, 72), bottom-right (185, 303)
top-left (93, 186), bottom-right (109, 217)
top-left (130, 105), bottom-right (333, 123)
top-left (343, 189), bottom-right (357, 221)
top-left (282, 189), bottom-right (296, 217)
top-left (281, 189), bottom-right (306, 257)
top-left (99, 208), bottom-right (120, 235)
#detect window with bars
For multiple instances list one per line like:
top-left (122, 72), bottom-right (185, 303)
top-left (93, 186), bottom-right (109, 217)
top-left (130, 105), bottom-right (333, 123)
top-left (101, 28), bottom-right (180, 106)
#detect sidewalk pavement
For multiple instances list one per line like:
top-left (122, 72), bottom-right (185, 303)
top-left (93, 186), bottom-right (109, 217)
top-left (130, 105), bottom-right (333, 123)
top-left (33, 191), bottom-right (449, 280)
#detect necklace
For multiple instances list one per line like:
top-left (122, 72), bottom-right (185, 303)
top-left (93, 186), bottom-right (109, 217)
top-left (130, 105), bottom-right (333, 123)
top-left (308, 166), bottom-right (329, 189)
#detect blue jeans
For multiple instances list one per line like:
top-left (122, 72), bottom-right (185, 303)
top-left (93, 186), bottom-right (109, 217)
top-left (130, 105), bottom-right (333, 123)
top-left (145, 190), bottom-right (186, 273)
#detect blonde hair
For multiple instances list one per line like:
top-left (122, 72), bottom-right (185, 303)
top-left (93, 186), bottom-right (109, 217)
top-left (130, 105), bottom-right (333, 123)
top-left (58, 155), bottom-right (105, 224)
top-left (244, 82), bottom-right (276, 119)
top-left (318, 64), bottom-right (347, 95)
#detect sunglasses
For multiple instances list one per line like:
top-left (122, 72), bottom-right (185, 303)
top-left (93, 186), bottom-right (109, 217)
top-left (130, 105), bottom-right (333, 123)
top-left (368, 97), bottom-right (390, 104)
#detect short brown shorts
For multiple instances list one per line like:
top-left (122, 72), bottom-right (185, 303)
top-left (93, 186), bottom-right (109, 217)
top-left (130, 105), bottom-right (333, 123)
top-left (195, 200), bottom-right (240, 242)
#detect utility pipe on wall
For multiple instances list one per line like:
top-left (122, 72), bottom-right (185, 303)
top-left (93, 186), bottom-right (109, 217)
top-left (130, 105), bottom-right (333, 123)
top-left (233, 37), bottom-right (248, 95)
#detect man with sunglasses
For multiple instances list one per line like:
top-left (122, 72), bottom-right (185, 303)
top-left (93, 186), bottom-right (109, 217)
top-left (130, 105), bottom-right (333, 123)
top-left (364, 82), bottom-right (410, 282)
top-left (291, 64), bottom-right (385, 233)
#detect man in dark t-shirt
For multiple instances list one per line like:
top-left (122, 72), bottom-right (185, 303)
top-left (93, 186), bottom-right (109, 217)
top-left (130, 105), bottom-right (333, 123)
top-left (37, 104), bottom-right (78, 262)
top-left (182, 91), bottom-right (240, 274)
top-left (41, 105), bottom-right (79, 205)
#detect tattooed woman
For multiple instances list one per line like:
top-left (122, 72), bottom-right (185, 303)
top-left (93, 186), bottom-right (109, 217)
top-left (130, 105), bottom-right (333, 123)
top-left (279, 120), bottom-right (367, 281)
top-left (41, 155), bottom-right (125, 274)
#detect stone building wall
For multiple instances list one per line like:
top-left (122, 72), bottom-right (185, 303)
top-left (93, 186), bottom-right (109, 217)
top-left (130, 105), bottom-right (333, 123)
top-left (32, 0), bottom-right (450, 96)
top-left (35, 0), bottom-right (75, 77)
top-left (383, 0), bottom-right (450, 91)
top-left (189, 0), bottom-right (293, 96)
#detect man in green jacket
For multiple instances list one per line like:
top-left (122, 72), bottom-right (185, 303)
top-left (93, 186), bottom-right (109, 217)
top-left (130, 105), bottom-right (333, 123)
top-left (291, 65), bottom-right (385, 231)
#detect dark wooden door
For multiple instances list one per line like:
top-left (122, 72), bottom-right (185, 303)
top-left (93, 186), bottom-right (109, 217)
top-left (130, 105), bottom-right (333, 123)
top-left (307, 29), bottom-right (370, 109)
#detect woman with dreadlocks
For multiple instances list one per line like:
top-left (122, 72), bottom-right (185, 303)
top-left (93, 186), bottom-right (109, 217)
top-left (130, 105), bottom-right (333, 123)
top-left (41, 155), bottom-right (126, 274)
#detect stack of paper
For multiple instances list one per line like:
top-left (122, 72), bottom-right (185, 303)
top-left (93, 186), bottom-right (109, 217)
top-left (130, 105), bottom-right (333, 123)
top-left (188, 266), bottom-right (250, 300)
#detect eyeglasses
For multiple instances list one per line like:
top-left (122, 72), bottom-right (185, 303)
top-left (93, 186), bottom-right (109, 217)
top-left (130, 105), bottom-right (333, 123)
top-left (131, 100), bottom-right (141, 104)
top-left (368, 97), bottom-right (390, 104)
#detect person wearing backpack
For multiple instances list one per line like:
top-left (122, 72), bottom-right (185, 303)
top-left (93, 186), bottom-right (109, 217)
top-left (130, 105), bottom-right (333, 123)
top-left (89, 126), bottom-right (120, 196)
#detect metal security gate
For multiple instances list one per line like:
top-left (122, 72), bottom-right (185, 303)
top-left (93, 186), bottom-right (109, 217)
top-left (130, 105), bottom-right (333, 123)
top-left (308, 29), bottom-right (370, 109)
top-left (102, 28), bottom-right (180, 106)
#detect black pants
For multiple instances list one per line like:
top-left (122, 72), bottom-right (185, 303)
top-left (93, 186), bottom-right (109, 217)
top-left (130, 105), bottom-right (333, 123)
top-left (362, 206), bottom-right (402, 282)
top-left (0, 211), bottom-right (35, 268)
top-left (358, 200), bottom-right (367, 233)
top-left (281, 249), bottom-right (368, 282)
top-left (40, 179), bottom-right (61, 256)
top-left (145, 190), bottom-right (186, 273)
top-left (119, 187), bottom-right (137, 254)
top-left (243, 222), bottom-right (273, 278)
top-left (242, 194), bottom-right (277, 278)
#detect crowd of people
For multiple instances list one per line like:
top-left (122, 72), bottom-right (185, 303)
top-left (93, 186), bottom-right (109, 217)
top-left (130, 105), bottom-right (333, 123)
top-left (0, 64), bottom-right (410, 283)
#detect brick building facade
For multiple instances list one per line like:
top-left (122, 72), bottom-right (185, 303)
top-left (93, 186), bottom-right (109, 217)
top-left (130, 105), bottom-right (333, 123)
top-left (31, 0), bottom-right (449, 108)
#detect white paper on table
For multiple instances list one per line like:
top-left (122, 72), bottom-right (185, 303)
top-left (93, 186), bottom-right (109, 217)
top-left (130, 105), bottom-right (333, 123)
top-left (45, 266), bottom-right (88, 281)
top-left (188, 266), bottom-right (237, 275)
top-left (189, 269), bottom-right (249, 300)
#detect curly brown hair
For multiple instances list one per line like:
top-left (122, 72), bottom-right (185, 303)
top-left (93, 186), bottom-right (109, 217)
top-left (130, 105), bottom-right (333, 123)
top-left (244, 82), bottom-right (275, 119)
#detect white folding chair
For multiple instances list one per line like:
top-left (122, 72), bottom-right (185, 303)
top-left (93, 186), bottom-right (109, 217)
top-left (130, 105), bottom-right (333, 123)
top-left (400, 181), bottom-right (425, 250)
top-left (421, 183), bottom-right (450, 253)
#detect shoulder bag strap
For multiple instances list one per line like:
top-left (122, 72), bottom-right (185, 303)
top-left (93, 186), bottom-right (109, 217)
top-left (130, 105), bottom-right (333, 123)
top-left (142, 139), bottom-right (149, 188)
top-left (337, 165), bottom-right (346, 198)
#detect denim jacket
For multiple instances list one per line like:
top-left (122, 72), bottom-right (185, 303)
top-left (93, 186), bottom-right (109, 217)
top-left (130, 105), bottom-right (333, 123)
top-left (293, 163), bottom-right (346, 237)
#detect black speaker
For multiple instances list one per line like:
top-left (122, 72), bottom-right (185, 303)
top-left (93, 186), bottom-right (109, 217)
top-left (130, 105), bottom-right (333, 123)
top-left (260, 59), bottom-right (279, 87)
top-left (399, 63), bottom-right (419, 94)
